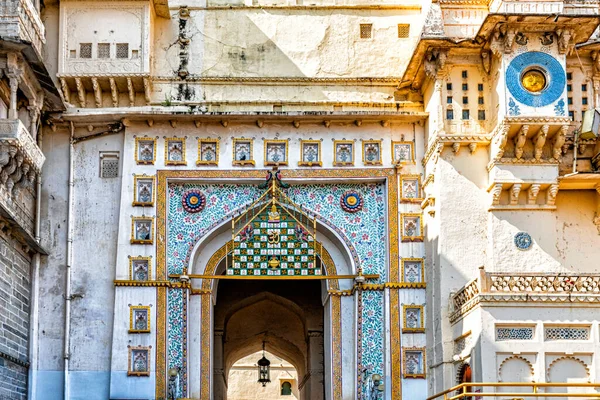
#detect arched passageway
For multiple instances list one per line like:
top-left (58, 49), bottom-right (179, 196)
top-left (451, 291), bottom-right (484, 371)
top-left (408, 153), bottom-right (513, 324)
top-left (227, 350), bottom-right (299, 400)
top-left (213, 279), bottom-right (325, 400)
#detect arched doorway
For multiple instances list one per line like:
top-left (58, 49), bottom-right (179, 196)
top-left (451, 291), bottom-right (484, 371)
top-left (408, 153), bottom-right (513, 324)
top-left (214, 279), bottom-right (324, 400)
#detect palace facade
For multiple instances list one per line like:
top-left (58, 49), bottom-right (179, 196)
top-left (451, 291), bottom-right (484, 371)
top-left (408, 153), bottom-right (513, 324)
top-left (1, 0), bottom-right (600, 399)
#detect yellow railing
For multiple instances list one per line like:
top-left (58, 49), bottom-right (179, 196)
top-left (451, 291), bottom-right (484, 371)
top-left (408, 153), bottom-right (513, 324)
top-left (427, 383), bottom-right (600, 400)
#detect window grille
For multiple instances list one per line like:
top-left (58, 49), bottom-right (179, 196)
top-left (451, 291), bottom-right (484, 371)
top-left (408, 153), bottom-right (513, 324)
top-left (116, 43), bottom-right (129, 59)
top-left (100, 153), bottom-right (120, 178)
top-left (98, 43), bottom-right (110, 59)
top-left (397, 24), bottom-right (410, 38)
top-left (80, 43), bottom-right (92, 59)
top-left (360, 24), bottom-right (372, 39)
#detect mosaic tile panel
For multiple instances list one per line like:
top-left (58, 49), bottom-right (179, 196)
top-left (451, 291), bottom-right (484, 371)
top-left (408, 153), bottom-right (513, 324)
top-left (165, 182), bottom-right (388, 395)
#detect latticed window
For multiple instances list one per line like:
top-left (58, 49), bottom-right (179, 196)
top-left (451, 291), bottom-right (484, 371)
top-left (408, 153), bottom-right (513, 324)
top-left (116, 43), bottom-right (129, 59)
top-left (80, 43), bottom-right (92, 59)
top-left (397, 24), bottom-right (410, 38)
top-left (360, 24), bottom-right (372, 39)
top-left (100, 153), bottom-right (120, 178)
top-left (98, 43), bottom-right (110, 59)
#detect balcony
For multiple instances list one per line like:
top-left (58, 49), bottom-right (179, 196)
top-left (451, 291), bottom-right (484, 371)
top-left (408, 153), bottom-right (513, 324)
top-left (450, 267), bottom-right (600, 323)
top-left (0, 0), bottom-right (45, 58)
top-left (0, 119), bottom-right (45, 172)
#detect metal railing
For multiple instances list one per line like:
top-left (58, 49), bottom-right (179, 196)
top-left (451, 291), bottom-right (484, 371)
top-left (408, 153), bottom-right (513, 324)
top-left (427, 383), bottom-right (600, 400)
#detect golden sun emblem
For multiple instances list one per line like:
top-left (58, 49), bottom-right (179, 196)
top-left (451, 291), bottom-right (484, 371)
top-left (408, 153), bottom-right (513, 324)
top-left (346, 196), bottom-right (358, 206)
top-left (521, 69), bottom-right (546, 93)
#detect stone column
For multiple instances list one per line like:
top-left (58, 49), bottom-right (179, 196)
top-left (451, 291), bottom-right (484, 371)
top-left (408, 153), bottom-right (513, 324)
top-left (305, 331), bottom-right (324, 400)
top-left (213, 329), bottom-right (227, 399)
top-left (8, 75), bottom-right (19, 120)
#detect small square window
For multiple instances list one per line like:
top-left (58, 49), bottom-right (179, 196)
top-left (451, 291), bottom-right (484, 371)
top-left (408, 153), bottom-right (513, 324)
top-left (461, 70), bottom-right (468, 79)
top-left (478, 110), bottom-right (486, 120)
top-left (446, 109), bottom-right (454, 120)
top-left (98, 43), bottom-right (110, 59)
top-left (447, 96), bottom-right (452, 104)
top-left (397, 24), bottom-right (410, 38)
top-left (569, 111), bottom-right (575, 120)
top-left (478, 97), bottom-right (484, 105)
top-left (567, 72), bottom-right (572, 80)
top-left (477, 83), bottom-right (484, 91)
top-left (582, 84), bottom-right (588, 92)
top-left (462, 83), bottom-right (468, 91)
top-left (462, 110), bottom-right (470, 120)
top-left (446, 83), bottom-right (452, 91)
top-left (568, 97), bottom-right (573, 105)
top-left (80, 43), bottom-right (92, 59)
top-left (567, 84), bottom-right (572, 92)
top-left (360, 24), bottom-right (372, 39)
top-left (462, 96), bottom-right (468, 104)
top-left (582, 97), bottom-right (588, 105)
top-left (116, 43), bottom-right (129, 59)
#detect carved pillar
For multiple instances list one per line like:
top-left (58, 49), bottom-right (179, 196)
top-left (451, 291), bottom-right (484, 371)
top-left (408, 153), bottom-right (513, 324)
top-left (8, 75), bottom-right (19, 119)
top-left (213, 329), bottom-right (227, 400)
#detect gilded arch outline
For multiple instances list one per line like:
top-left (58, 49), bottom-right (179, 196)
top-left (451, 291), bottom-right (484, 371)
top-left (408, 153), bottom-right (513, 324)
top-left (154, 168), bottom-right (400, 400)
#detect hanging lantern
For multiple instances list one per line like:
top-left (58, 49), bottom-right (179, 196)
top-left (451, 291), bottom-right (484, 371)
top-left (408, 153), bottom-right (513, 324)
top-left (257, 342), bottom-right (271, 387)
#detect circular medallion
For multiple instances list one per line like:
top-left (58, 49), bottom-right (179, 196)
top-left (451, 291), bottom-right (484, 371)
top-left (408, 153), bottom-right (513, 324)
top-left (340, 191), bottom-right (363, 213)
top-left (182, 190), bottom-right (206, 213)
top-left (521, 69), bottom-right (546, 93)
top-left (506, 51), bottom-right (565, 107)
top-left (514, 232), bottom-right (532, 250)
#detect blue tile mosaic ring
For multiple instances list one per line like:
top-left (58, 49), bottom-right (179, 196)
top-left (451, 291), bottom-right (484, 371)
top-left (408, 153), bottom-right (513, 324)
top-left (514, 232), bottom-right (533, 250)
top-left (506, 51), bottom-right (565, 107)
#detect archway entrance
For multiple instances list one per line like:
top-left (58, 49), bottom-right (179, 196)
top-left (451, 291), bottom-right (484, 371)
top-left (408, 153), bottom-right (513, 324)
top-left (213, 279), bottom-right (324, 400)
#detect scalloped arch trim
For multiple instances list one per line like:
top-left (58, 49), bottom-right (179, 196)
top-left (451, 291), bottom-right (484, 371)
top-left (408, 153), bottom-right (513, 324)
top-left (546, 355), bottom-right (590, 381)
top-left (498, 355), bottom-right (534, 382)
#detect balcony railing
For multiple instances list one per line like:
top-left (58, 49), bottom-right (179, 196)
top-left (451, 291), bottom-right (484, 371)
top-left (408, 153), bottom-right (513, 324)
top-left (0, 119), bottom-right (45, 172)
top-left (428, 382), bottom-right (600, 400)
top-left (0, 0), bottom-right (45, 57)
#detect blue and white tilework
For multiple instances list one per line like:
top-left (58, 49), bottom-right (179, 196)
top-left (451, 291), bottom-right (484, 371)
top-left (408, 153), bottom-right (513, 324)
top-left (165, 182), bottom-right (387, 383)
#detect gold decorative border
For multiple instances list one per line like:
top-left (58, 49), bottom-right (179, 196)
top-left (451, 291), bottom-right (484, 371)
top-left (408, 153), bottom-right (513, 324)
top-left (197, 138), bottom-right (219, 166)
top-left (132, 175), bottom-right (155, 206)
top-left (135, 137), bottom-right (157, 165)
top-left (402, 304), bottom-right (425, 333)
top-left (401, 258), bottom-right (425, 283)
top-left (129, 305), bottom-right (151, 333)
top-left (391, 140), bottom-right (415, 164)
top-left (264, 139), bottom-right (289, 166)
top-left (130, 217), bottom-right (154, 245)
top-left (400, 213), bottom-right (424, 242)
top-left (128, 256), bottom-right (153, 280)
top-left (362, 140), bottom-right (383, 165)
top-left (333, 140), bottom-right (354, 166)
top-left (299, 140), bottom-right (322, 167)
top-left (164, 137), bottom-right (187, 166)
top-left (128, 345), bottom-right (152, 376)
top-left (402, 346), bottom-right (426, 379)
top-left (232, 138), bottom-right (255, 166)
top-left (155, 168), bottom-right (398, 399)
top-left (400, 174), bottom-right (423, 203)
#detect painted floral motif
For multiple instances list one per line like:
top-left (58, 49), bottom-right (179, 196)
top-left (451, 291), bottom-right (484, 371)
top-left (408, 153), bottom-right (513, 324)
top-left (335, 142), bottom-right (353, 164)
top-left (200, 142), bottom-right (217, 162)
top-left (403, 260), bottom-right (422, 283)
top-left (134, 309), bottom-right (149, 331)
top-left (266, 142), bottom-right (287, 164)
top-left (303, 143), bottom-right (319, 163)
top-left (167, 140), bottom-right (184, 162)
top-left (363, 142), bottom-right (381, 164)
top-left (182, 190), bottom-right (206, 213)
top-left (137, 140), bottom-right (155, 163)
top-left (554, 98), bottom-right (565, 116)
top-left (405, 308), bottom-right (421, 329)
top-left (405, 351), bottom-right (423, 375)
top-left (136, 178), bottom-right (153, 204)
top-left (393, 142), bottom-right (413, 163)
top-left (362, 290), bottom-right (385, 375)
top-left (508, 97), bottom-right (521, 116)
top-left (133, 219), bottom-right (152, 242)
top-left (133, 350), bottom-right (148, 372)
top-left (340, 190), bottom-right (364, 213)
top-left (132, 260), bottom-right (149, 281)
top-left (401, 179), bottom-right (418, 199)
top-left (234, 141), bottom-right (252, 162)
